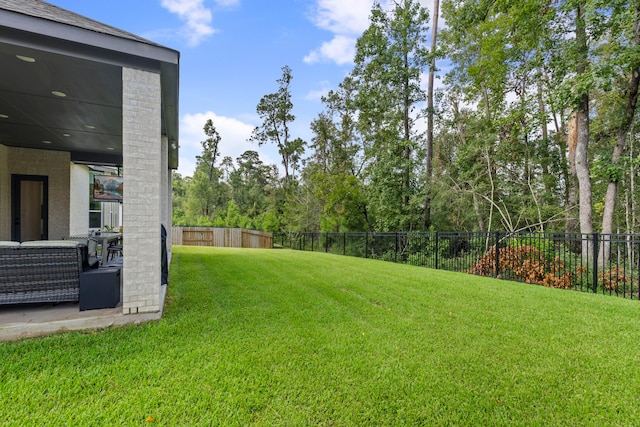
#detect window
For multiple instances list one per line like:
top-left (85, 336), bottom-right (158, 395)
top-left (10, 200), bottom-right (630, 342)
top-left (89, 171), bottom-right (121, 230)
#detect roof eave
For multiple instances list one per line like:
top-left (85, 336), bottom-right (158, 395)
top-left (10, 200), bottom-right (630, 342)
top-left (0, 8), bottom-right (179, 65)
top-left (0, 7), bottom-right (180, 169)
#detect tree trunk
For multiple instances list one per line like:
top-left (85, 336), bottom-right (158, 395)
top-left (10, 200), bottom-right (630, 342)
top-left (423, 0), bottom-right (439, 230)
top-left (403, 48), bottom-right (411, 214)
top-left (575, 104), bottom-right (592, 236)
top-left (574, 1), bottom-right (593, 239)
top-left (473, 192), bottom-right (486, 232)
top-left (566, 112), bottom-right (579, 233)
top-left (537, 78), bottom-right (553, 198)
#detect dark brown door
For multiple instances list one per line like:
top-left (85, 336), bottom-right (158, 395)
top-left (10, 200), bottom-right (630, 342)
top-left (11, 175), bottom-right (48, 241)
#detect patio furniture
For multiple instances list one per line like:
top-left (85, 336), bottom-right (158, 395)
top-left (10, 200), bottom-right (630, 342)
top-left (106, 239), bottom-right (122, 261)
top-left (69, 233), bottom-right (122, 265)
top-left (96, 233), bottom-right (122, 265)
top-left (104, 255), bottom-right (123, 268)
top-left (0, 241), bottom-right (89, 305)
top-left (87, 237), bottom-right (100, 268)
top-left (79, 267), bottom-right (121, 311)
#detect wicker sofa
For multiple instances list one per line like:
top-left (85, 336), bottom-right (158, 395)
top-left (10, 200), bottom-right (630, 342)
top-left (0, 240), bottom-right (89, 305)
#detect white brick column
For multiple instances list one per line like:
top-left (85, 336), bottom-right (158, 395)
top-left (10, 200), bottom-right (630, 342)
top-left (122, 68), bottom-right (162, 314)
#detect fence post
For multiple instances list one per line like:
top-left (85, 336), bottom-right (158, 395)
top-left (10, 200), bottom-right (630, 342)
top-left (435, 231), bottom-right (439, 270)
top-left (592, 232), bottom-right (599, 294)
top-left (395, 232), bottom-right (398, 263)
top-left (494, 231), bottom-right (500, 278)
top-left (343, 233), bottom-right (346, 256)
top-left (365, 232), bottom-right (369, 258)
top-left (326, 232), bottom-right (329, 253)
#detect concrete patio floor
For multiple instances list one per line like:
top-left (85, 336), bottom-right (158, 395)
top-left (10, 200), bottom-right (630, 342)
top-left (0, 286), bottom-right (166, 342)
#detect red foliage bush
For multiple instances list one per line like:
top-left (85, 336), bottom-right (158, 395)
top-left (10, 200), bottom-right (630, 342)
top-left (468, 245), bottom-right (574, 289)
top-left (599, 267), bottom-right (631, 292)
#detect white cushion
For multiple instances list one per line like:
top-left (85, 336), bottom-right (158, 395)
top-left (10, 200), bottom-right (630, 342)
top-left (20, 240), bottom-right (81, 248)
top-left (0, 241), bottom-right (20, 248)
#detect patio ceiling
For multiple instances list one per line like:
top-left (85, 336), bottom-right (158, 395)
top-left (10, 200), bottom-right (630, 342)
top-left (0, 41), bottom-right (124, 165)
top-left (0, 1), bottom-right (179, 167)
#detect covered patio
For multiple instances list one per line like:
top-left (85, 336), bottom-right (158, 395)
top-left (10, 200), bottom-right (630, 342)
top-left (0, 296), bottom-right (165, 341)
top-left (0, 1), bottom-right (179, 339)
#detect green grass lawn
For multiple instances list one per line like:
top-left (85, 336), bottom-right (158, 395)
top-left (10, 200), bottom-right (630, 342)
top-left (2, 246), bottom-right (640, 426)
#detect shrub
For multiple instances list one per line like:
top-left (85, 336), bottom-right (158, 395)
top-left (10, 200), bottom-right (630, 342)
top-left (599, 267), bottom-right (633, 293)
top-left (406, 252), bottom-right (433, 267)
top-left (468, 245), bottom-right (574, 289)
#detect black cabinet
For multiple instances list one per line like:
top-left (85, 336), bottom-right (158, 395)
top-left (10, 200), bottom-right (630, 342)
top-left (79, 267), bottom-right (121, 311)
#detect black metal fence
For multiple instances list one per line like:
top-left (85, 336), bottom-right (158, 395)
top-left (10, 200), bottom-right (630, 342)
top-left (274, 231), bottom-right (640, 300)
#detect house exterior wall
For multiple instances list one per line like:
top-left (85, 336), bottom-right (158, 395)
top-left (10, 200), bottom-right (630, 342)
top-left (0, 146), bottom-right (70, 240)
top-left (69, 163), bottom-right (90, 236)
top-left (122, 67), bottom-right (162, 314)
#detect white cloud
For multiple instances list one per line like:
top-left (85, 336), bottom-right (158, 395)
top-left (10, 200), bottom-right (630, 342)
top-left (306, 0), bottom-right (443, 65)
top-left (176, 157), bottom-right (196, 178)
top-left (310, 0), bottom-right (373, 34)
top-left (304, 35), bottom-right (356, 65)
top-left (305, 0), bottom-right (374, 65)
top-left (214, 0), bottom-right (239, 6)
top-left (177, 111), bottom-right (280, 177)
top-left (304, 81), bottom-right (331, 101)
top-left (160, 0), bottom-right (216, 46)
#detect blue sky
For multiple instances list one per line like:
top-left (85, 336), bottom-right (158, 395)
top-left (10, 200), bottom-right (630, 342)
top-left (48, 0), bottom-right (435, 177)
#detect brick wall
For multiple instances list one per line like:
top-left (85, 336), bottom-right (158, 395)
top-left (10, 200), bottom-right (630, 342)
top-left (0, 146), bottom-right (70, 240)
top-left (122, 67), bottom-right (162, 314)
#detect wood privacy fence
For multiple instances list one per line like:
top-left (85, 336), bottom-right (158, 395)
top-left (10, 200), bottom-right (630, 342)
top-left (172, 227), bottom-right (273, 249)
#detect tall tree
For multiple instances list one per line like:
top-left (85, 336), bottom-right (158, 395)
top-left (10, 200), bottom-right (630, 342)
top-left (351, 0), bottom-right (430, 231)
top-left (196, 119), bottom-right (222, 183)
top-left (249, 65), bottom-right (304, 184)
top-left (305, 75), bottom-right (371, 232)
top-left (572, 0), bottom-right (594, 239)
top-left (424, 0), bottom-right (440, 229)
top-left (440, 0), bottom-right (583, 232)
top-left (171, 172), bottom-right (189, 225)
top-left (307, 105), bottom-right (367, 231)
top-left (229, 150), bottom-right (272, 219)
top-left (187, 119), bottom-right (225, 219)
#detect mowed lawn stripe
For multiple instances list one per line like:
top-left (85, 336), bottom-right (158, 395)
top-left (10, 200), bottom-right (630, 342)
top-left (1, 246), bottom-right (639, 426)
